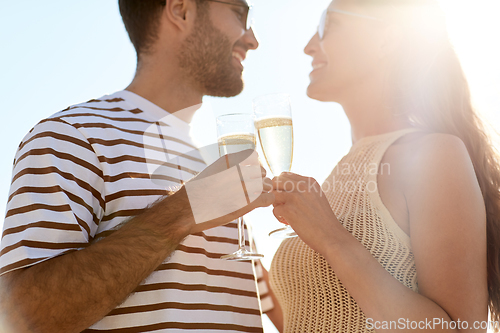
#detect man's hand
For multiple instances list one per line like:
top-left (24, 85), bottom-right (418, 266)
top-left (186, 149), bottom-right (274, 233)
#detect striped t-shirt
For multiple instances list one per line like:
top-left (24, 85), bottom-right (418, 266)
top-left (0, 90), bottom-right (272, 332)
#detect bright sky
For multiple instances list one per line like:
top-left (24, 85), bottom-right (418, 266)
top-left (1, 1), bottom-right (499, 332)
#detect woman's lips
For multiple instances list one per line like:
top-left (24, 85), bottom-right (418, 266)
top-left (310, 62), bottom-right (327, 77)
top-left (312, 62), bottom-right (326, 70)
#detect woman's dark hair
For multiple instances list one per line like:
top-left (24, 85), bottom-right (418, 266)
top-left (360, 0), bottom-right (500, 327)
top-left (118, 0), bottom-right (207, 59)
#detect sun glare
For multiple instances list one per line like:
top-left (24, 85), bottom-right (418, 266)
top-left (440, 3), bottom-right (500, 331)
top-left (440, 0), bottom-right (500, 137)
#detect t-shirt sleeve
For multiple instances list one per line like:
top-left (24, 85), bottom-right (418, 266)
top-left (0, 117), bottom-right (105, 276)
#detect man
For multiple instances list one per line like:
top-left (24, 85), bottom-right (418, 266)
top-left (0, 0), bottom-right (281, 332)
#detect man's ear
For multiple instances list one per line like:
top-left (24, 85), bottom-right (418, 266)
top-left (164, 0), bottom-right (197, 33)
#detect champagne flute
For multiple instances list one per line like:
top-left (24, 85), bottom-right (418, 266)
top-left (216, 113), bottom-right (264, 260)
top-left (253, 93), bottom-right (297, 238)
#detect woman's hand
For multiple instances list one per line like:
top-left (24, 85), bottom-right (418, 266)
top-left (271, 172), bottom-right (344, 253)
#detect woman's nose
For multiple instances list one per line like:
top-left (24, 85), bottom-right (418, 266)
top-left (304, 32), bottom-right (320, 56)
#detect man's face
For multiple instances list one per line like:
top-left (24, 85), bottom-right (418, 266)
top-left (179, 1), bottom-right (258, 97)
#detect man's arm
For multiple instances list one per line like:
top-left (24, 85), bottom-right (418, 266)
top-left (0, 148), bottom-right (274, 333)
top-left (0, 187), bottom-right (193, 333)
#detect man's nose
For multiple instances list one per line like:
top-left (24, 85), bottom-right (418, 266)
top-left (242, 27), bottom-right (259, 50)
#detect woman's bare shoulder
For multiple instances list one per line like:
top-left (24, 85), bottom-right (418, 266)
top-left (387, 131), bottom-right (476, 201)
top-left (397, 131), bottom-right (466, 154)
top-left (379, 131), bottom-right (474, 233)
top-left (397, 131), bottom-right (482, 211)
top-left (391, 131), bottom-right (470, 172)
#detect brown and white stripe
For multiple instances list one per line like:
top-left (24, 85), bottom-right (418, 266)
top-left (1, 91), bottom-right (271, 332)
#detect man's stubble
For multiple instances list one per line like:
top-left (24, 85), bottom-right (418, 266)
top-left (179, 11), bottom-right (245, 97)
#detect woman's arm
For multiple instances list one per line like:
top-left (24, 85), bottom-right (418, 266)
top-left (272, 133), bottom-right (488, 332)
top-left (261, 264), bottom-right (284, 332)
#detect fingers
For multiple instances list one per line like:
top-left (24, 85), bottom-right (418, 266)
top-left (272, 173), bottom-right (320, 193)
top-left (272, 190), bottom-right (286, 205)
top-left (248, 166), bottom-right (267, 180)
top-left (272, 174), bottom-right (304, 192)
top-left (272, 172), bottom-right (300, 182)
top-left (253, 191), bottom-right (275, 208)
top-left (272, 205), bottom-right (289, 225)
top-left (262, 177), bottom-right (273, 192)
top-left (229, 150), bottom-right (267, 179)
top-left (272, 172), bottom-right (298, 190)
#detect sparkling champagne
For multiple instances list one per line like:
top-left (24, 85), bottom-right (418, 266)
top-left (218, 133), bottom-right (256, 156)
top-left (255, 117), bottom-right (293, 175)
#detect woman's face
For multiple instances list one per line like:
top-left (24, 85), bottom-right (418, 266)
top-left (305, 0), bottom-right (389, 102)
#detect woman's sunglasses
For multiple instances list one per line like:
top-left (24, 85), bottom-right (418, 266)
top-left (318, 7), bottom-right (383, 40)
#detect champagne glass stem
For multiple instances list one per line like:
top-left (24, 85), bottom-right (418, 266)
top-left (238, 217), bottom-right (245, 249)
top-left (216, 113), bottom-right (264, 260)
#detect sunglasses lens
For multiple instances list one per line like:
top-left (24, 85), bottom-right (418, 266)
top-left (318, 10), bottom-right (326, 39)
top-left (246, 6), bottom-right (254, 30)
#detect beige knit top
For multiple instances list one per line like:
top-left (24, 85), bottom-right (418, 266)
top-left (269, 129), bottom-right (420, 332)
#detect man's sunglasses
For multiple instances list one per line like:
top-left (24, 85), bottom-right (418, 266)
top-left (160, 0), bottom-right (254, 31)
top-left (206, 0), bottom-right (254, 30)
top-left (318, 7), bottom-right (383, 40)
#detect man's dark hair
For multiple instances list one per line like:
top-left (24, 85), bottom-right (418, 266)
top-left (118, 0), bottom-right (207, 58)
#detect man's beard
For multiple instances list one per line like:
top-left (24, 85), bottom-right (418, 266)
top-left (179, 13), bottom-right (245, 97)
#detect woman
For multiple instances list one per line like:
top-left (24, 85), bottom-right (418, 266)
top-left (267, 0), bottom-right (500, 332)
